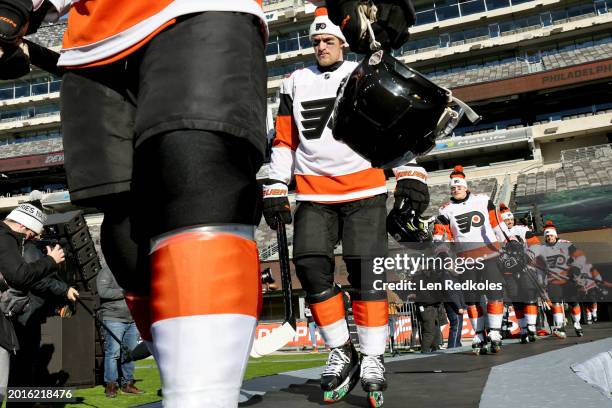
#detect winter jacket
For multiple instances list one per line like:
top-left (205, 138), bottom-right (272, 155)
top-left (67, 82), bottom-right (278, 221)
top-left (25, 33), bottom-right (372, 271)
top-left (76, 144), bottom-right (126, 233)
top-left (0, 221), bottom-right (58, 353)
top-left (96, 267), bottom-right (132, 323)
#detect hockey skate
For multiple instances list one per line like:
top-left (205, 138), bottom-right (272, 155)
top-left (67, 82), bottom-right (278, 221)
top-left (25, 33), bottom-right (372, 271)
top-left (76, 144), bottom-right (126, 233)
top-left (574, 321), bottom-right (584, 337)
top-left (527, 325), bottom-right (537, 343)
top-left (551, 328), bottom-right (567, 339)
top-left (321, 341), bottom-right (360, 403)
top-left (361, 354), bottom-right (386, 408)
top-left (489, 329), bottom-right (503, 353)
top-left (520, 330), bottom-right (529, 344)
top-left (471, 331), bottom-right (488, 355)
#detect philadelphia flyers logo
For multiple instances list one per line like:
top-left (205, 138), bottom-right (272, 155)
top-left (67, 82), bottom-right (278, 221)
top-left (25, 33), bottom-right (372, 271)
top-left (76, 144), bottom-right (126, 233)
top-left (545, 254), bottom-right (566, 269)
top-left (455, 211), bottom-right (485, 233)
top-left (315, 23), bottom-right (326, 30)
top-left (300, 97), bottom-right (336, 140)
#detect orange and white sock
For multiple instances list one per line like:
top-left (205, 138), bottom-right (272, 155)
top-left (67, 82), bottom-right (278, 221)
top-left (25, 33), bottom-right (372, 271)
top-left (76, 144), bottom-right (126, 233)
top-left (124, 293), bottom-right (157, 359)
top-left (590, 303), bottom-right (598, 319)
top-left (515, 307), bottom-right (526, 333)
top-left (149, 226), bottom-right (260, 408)
top-left (571, 305), bottom-right (581, 324)
top-left (487, 301), bottom-right (504, 331)
top-left (524, 304), bottom-right (538, 331)
top-left (311, 292), bottom-right (349, 348)
top-left (467, 304), bottom-right (485, 333)
top-left (353, 299), bottom-right (388, 356)
top-left (552, 303), bottom-right (564, 328)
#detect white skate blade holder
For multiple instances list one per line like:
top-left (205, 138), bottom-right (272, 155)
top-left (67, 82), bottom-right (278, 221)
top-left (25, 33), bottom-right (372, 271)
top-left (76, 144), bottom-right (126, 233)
top-left (250, 219), bottom-right (297, 358)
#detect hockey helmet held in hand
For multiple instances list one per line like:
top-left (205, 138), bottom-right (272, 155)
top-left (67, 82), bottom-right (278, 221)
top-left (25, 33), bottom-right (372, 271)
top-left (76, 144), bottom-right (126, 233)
top-left (387, 208), bottom-right (434, 243)
top-left (331, 50), bottom-right (479, 168)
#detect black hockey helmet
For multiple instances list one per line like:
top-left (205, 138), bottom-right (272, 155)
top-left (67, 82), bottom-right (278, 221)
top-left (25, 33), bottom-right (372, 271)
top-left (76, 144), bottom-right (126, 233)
top-left (331, 50), bottom-right (479, 168)
top-left (387, 208), bottom-right (434, 243)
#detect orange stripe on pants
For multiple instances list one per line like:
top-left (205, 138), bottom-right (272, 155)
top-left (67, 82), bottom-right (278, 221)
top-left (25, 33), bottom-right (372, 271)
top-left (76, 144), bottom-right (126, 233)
top-left (352, 300), bottom-right (389, 327)
top-left (552, 304), bottom-right (564, 314)
top-left (311, 293), bottom-right (345, 327)
top-left (150, 232), bottom-right (261, 323)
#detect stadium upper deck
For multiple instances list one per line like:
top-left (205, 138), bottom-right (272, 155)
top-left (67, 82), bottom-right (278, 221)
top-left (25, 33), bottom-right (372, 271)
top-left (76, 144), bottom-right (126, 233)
top-left (0, 1), bottom-right (610, 222)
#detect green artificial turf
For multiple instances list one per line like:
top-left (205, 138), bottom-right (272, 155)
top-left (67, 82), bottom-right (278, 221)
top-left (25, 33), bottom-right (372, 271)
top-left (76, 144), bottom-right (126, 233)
top-left (53, 352), bottom-right (328, 408)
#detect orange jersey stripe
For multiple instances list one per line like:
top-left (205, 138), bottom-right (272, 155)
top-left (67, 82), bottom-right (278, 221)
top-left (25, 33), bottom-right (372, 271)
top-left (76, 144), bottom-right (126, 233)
top-left (74, 19), bottom-right (177, 68)
top-left (273, 115), bottom-right (300, 150)
top-left (488, 209), bottom-right (500, 228)
top-left (64, 1), bottom-right (173, 49)
top-left (295, 168), bottom-right (385, 196)
top-left (352, 300), bottom-right (389, 327)
top-left (310, 293), bottom-right (346, 327)
top-left (150, 233), bottom-right (260, 322)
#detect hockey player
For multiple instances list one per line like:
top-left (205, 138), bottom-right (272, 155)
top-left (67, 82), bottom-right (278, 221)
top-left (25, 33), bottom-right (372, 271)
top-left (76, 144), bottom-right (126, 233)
top-left (1, 1), bottom-right (416, 406)
top-left (262, 8), bottom-right (423, 406)
top-left (530, 221), bottom-right (585, 338)
top-left (498, 203), bottom-right (540, 344)
top-left (0, 1), bottom-right (270, 406)
top-left (579, 265), bottom-right (612, 324)
top-left (433, 166), bottom-right (516, 355)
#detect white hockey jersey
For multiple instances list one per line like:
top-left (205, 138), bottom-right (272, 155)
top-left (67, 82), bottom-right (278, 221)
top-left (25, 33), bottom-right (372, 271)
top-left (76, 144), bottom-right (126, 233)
top-left (268, 61), bottom-right (387, 202)
top-left (508, 225), bottom-right (540, 247)
top-left (529, 239), bottom-right (586, 285)
top-left (433, 192), bottom-right (511, 259)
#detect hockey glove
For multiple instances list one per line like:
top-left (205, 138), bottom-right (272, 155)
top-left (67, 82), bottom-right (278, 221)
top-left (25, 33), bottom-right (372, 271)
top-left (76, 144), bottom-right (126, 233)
top-left (327, 0), bottom-right (416, 54)
top-left (393, 178), bottom-right (429, 216)
top-left (504, 239), bottom-right (524, 255)
top-left (0, 0), bottom-right (31, 47)
top-left (0, 43), bottom-right (30, 79)
top-left (262, 182), bottom-right (292, 230)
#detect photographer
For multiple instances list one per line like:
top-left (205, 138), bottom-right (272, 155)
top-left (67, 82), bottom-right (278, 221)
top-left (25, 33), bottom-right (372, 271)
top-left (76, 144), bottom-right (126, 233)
top-left (0, 204), bottom-right (65, 403)
top-left (7, 240), bottom-right (78, 395)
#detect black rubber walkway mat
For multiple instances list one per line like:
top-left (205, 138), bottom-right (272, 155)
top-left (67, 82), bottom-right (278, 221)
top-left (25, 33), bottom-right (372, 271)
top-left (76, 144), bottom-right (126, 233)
top-left (244, 322), bottom-right (612, 407)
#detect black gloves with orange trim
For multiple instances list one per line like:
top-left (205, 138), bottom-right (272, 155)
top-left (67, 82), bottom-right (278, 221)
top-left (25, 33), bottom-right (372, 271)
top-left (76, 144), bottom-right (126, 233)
top-left (326, 0), bottom-right (416, 54)
top-left (262, 182), bottom-right (292, 229)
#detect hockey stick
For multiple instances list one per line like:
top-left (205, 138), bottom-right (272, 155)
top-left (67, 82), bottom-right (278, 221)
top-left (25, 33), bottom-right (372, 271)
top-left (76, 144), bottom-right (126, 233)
top-left (74, 297), bottom-right (133, 362)
top-left (250, 218), bottom-right (297, 358)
